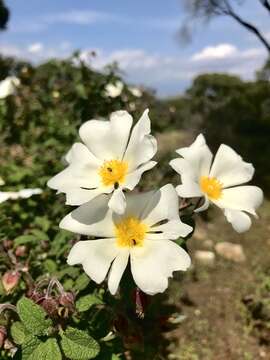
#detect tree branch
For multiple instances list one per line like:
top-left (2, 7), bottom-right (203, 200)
top-left (223, 0), bottom-right (270, 53)
top-left (259, 0), bottom-right (270, 14)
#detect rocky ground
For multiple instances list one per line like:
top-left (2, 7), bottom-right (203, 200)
top-left (137, 130), bottom-right (270, 360)
top-left (166, 200), bottom-right (270, 360)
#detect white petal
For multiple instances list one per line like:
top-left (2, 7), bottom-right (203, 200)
top-left (60, 194), bottom-right (114, 237)
top-left (146, 219), bottom-right (192, 240)
top-left (224, 209), bottom-right (252, 233)
top-left (169, 158), bottom-right (196, 181)
top-left (0, 192), bottom-right (11, 203)
top-left (0, 76), bottom-right (19, 99)
top-left (108, 250), bottom-right (129, 295)
top-left (175, 133), bottom-right (213, 177)
top-left (142, 184), bottom-right (180, 226)
top-left (17, 188), bottom-right (43, 198)
top-left (194, 197), bottom-right (210, 212)
top-left (79, 111), bottom-right (133, 160)
top-left (124, 161), bottom-right (157, 190)
top-left (176, 181), bottom-right (202, 198)
top-left (67, 239), bottom-right (118, 284)
top-left (47, 143), bottom-right (101, 192)
top-left (65, 188), bottom-right (103, 206)
top-left (123, 109), bottom-right (157, 171)
top-left (108, 188), bottom-right (126, 214)
top-left (130, 240), bottom-right (191, 295)
top-left (115, 190), bottom-right (156, 221)
top-left (210, 144), bottom-right (254, 187)
top-left (177, 133), bottom-right (206, 155)
top-left (213, 186), bottom-right (263, 215)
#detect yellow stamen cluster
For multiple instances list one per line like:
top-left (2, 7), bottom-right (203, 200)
top-left (99, 159), bottom-right (128, 187)
top-left (115, 217), bottom-right (148, 248)
top-left (200, 176), bottom-right (223, 200)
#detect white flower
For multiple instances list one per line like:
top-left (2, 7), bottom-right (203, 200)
top-left (129, 87), bottom-right (142, 98)
top-left (0, 76), bottom-right (20, 99)
top-left (170, 134), bottom-right (263, 233)
top-left (0, 177), bottom-right (5, 186)
top-left (0, 188), bottom-right (42, 204)
top-left (61, 184), bottom-right (192, 295)
top-left (48, 109), bottom-right (157, 214)
top-left (105, 81), bottom-right (124, 98)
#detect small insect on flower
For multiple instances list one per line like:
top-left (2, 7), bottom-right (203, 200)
top-left (60, 184), bottom-right (192, 295)
top-left (170, 134), bottom-right (263, 233)
top-left (47, 109), bottom-right (157, 214)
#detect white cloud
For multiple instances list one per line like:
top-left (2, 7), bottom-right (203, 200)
top-left (192, 44), bottom-right (238, 62)
top-left (0, 42), bottom-right (267, 96)
top-left (28, 42), bottom-right (44, 54)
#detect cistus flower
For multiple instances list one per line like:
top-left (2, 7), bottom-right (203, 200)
top-left (170, 134), bottom-right (263, 233)
top-left (48, 109), bottom-right (157, 214)
top-left (129, 87), bottom-right (142, 98)
top-left (0, 76), bottom-right (20, 99)
top-left (105, 81), bottom-right (124, 98)
top-left (61, 184), bottom-right (192, 295)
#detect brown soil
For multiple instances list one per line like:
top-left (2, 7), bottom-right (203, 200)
top-left (167, 201), bottom-right (270, 360)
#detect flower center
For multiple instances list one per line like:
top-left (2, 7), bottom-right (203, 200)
top-left (99, 159), bottom-right (128, 188)
top-left (115, 217), bottom-right (148, 248)
top-left (199, 176), bottom-right (223, 200)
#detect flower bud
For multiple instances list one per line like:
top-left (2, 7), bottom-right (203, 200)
top-left (2, 271), bottom-right (20, 293)
top-left (3, 240), bottom-right (13, 250)
top-left (0, 326), bottom-right (7, 348)
top-left (59, 292), bottom-right (75, 311)
top-left (15, 245), bottom-right (27, 257)
top-left (131, 288), bottom-right (149, 319)
top-left (41, 297), bottom-right (59, 318)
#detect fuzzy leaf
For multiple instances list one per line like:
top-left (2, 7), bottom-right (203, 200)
top-left (28, 338), bottom-right (62, 360)
top-left (60, 327), bottom-right (100, 359)
top-left (17, 297), bottom-right (52, 336)
top-left (22, 336), bottom-right (41, 360)
top-left (74, 273), bottom-right (90, 291)
top-left (11, 321), bottom-right (29, 345)
top-left (76, 294), bottom-right (103, 312)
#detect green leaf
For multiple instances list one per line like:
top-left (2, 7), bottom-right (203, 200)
top-left (11, 321), bottom-right (29, 345)
top-left (22, 336), bottom-right (41, 360)
top-left (76, 294), bottom-right (103, 312)
top-left (30, 229), bottom-right (49, 241)
top-left (14, 235), bottom-right (37, 246)
top-left (28, 338), bottom-right (62, 360)
top-left (74, 273), bottom-right (90, 291)
top-left (60, 327), bottom-right (100, 359)
top-left (17, 297), bottom-right (52, 336)
top-left (44, 259), bottom-right (57, 273)
top-left (34, 216), bottom-right (51, 232)
top-left (111, 355), bottom-right (121, 360)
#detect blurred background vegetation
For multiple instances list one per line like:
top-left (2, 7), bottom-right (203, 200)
top-left (0, 0), bottom-right (270, 359)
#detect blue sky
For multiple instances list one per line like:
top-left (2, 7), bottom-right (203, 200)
top-left (1, 0), bottom-right (269, 96)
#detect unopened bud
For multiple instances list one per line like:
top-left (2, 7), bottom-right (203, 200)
top-left (2, 271), bottom-right (20, 293)
top-left (59, 292), bottom-right (75, 311)
top-left (3, 240), bottom-right (13, 250)
top-left (131, 288), bottom-right (149, 319)
top-left (15, 245), bottom-right (27, 257)
top-left (41, 297), bottom-right (58, 318)
top-left (0, 326), bottom-right (7, 348)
